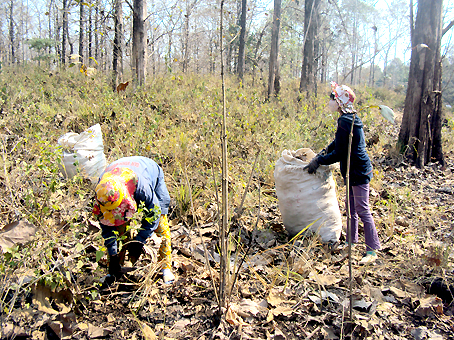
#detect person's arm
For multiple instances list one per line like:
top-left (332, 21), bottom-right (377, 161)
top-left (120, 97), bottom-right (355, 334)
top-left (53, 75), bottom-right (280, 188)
top-left (317, 118), bottom-right (349, 166)
top-left (154, 167), bottom-right (171, 215)
top-left (325, 140), bottom-right (335, 154)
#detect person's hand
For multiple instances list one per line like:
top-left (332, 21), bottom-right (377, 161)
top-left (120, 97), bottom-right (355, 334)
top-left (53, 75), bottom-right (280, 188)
top-left (304, 157), bottom-right (320, 174)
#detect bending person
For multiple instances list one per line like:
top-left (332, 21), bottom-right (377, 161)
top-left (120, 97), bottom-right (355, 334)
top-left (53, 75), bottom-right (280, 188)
top-left (92, 156), bottom-right (175, 284)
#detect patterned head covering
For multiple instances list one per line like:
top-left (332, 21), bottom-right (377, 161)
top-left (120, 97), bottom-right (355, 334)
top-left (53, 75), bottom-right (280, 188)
top-left (93, 167), bottom-right (138, 226)
top-left (330, 81), bottom-right (356, 113)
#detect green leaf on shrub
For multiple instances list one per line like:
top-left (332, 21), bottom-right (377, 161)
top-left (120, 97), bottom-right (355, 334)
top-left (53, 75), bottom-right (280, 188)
top-left (96, 250), bottom-right (104, 262)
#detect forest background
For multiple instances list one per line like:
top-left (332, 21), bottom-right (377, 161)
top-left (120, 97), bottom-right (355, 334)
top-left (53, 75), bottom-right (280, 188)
top-left (1, 0), bottom-right (454, 103)
top-left (0, 0), bottom-right (454, 339)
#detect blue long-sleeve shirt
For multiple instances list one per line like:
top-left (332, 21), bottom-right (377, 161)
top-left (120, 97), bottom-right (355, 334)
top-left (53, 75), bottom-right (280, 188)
top-left (317, 113), bottom-right (373, 186)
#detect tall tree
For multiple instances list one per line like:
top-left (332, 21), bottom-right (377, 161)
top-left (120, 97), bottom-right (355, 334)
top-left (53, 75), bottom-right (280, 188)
top-left (79, 0), bottom-right (84, 64)
top-left (61, 0), bottom-right (68, 64)
top-left (267, 0), bottom-right (281, 99)
top-left (9, 0), bottom-right (15, 64)
top-left (237, 0), bottom-right (247, 82)
top-left (182, 0), bottom-right (198, 73)
top-left (299, 0), bottom-right (321, 93)
top-left (94, 0), bottom-right (99, 62)
top-left (398, 0), bottom-right (452, 167)
top-left (88, 0), bottom-right (93, 65)
top-left (112, 0), bottom-right (123, 90)
top-left (132, 0), bottom-right (146, 85)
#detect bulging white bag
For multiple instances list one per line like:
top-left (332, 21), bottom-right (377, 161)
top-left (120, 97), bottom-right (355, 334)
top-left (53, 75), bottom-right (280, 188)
top-left (274, 148), bottom-right (342, 243)
top-left (57, 124), bottom-right (107, 183)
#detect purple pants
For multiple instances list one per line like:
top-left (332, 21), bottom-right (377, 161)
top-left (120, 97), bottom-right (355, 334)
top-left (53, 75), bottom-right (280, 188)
top-left (346, 183), bottom-right (381, 251)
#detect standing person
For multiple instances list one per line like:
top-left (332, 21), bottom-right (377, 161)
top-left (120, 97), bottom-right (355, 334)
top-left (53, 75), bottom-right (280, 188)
top-left (92, 156), bottom-right (175, 284)
top-left (304, 82), bottom-right (380, 264)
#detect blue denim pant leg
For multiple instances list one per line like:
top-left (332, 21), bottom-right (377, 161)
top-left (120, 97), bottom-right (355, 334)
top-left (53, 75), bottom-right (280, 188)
top-left (101, 225), bottom-right (118, 256)
top-left (347, 183), bottom-right (381, 251)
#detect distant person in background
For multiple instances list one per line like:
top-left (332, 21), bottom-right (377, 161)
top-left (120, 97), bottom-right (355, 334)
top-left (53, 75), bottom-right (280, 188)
top-left (92, 156), bottom-right (175, 284)
top-left (304, 82), bottom-right (381, 264)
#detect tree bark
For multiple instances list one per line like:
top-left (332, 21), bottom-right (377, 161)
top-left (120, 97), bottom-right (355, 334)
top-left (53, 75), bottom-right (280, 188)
top-left (267, 0), bottom-right (281, 99)
top-left (182, 0), bottom-right (197, 73)
top-left (79, 1), bottom-right (84, 64)
top-left (9, 0), bottom-right (15, 64)
top-left (237, 0), bottom-right (247, 82)
top-left (112, 0), bottom-right (123, 90)
top-left (62, 0), bottom-right (68, 64)
top-left (299, 0), bottom-right (320, 94)
top-left (95, 2), bottom-right (98, 62)
top-left (55, 2), bottom-right (61, 63)
top-left (398, 0), bottom-right (444, 167)
top-left (132, 0), bottom-right (146, 85)
top-left (88, 1), bottom-right (93, 65)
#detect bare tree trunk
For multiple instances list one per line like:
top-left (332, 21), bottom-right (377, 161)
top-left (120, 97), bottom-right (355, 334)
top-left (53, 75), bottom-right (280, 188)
top-left (112, 0), bottom-right (123, 90)
top-left (210, 35), bottom-right (216, 74)
top-left (237, 0), bottom-right (247, 82)
top-left (49, 0), bottom-right (54, 54)
top-left (88, 1), bottom-right (93, 65)
top-left (166, 32), bottom-right (172, 73)
top-left (100, 9), bottom-right (106, 70)
top-left (9, 0), bottom-right (15, 64)
top-left (79, 1), bottom-right (84, 64)
top-left (299, 0), bottom-right (320, 93)
top-left (398, 0), bottom-right (444, 167)
top-left (182, 0), bottom-right (197, 73)
top-left (62, 0), bottom-right (68, 64)
top-left (132, 0), bottom-right (146, 85)
top-left (267, 0), bottom-right (281, 99)
top-left (219, 0), bottom-right (229, 312)
top-left (55, 2), bottom-right (61, 64)
top-left (320, 37), bottom-right (327, 83)
top-left (350, 3), bottom-right (357, 85)
top-left (252, 23), bottom-right (267, 86)
top-left (410, 0), bottom-right (415, 47)
top-left (369, 26), bottom-right (377, 86)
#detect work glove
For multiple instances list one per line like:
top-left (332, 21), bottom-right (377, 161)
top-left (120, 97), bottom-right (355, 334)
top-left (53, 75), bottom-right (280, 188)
top-left (128, 241), bottom-right (144, 265)
top-left (304, 157), bottom-right (320, 174)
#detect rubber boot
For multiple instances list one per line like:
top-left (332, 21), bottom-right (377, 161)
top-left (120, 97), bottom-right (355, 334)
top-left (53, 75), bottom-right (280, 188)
top-left (101, 254), bottom-right (122, 287)
top-left (128, 242), bottom-right (144, 265)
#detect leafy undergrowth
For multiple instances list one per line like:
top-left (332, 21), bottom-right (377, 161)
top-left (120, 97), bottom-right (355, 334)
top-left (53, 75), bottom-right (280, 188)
top-left (0, 66), bottom-right (453, 339)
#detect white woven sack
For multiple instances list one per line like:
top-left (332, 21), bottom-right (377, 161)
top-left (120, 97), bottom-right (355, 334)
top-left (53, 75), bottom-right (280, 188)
top-left (274, 148), bottom-right (342, 243)
top-left (58, 124), bottom-right (107, 183)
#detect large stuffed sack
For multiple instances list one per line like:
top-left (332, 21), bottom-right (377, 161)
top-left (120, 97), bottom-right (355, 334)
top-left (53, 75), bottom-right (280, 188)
top-left (58, 124), bottom-right (107, 184)
top-left (274, 148), bottom-right (342, 243)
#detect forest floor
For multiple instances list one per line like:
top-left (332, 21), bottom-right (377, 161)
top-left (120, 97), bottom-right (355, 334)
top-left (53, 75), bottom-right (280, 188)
top-left (1, 129), bottom-right (454, 340)
top-left (0, 70), bottom-right (453, 340)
